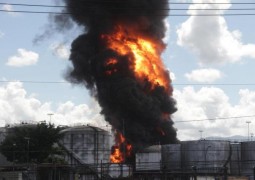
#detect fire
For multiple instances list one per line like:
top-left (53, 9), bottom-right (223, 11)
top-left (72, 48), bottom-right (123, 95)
top-left (102, 25), bottom-right (171, 93)
top-left (110, 146), bottom-right (124, 163)
top-left (110, 132), bottom-right (132, 163)
top-left (105, 58), bottom-right (118, 75)
top-left (106, 58), bottom-right (118, 66)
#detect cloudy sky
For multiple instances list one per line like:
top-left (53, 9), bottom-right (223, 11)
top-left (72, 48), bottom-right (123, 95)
top-left (1, 0), bottom-right (255, 140)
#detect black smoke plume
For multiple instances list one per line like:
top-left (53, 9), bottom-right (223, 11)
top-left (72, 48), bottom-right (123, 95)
top-left (62, 0), bottom-right (178, 150)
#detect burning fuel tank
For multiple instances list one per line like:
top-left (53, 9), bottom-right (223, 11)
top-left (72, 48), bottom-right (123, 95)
top-left (241, 141), bottom-right (255, 178)
top-left (59, 125), bottom-right (111, 165)
top-left (181, 140), bottom-right (231, 173)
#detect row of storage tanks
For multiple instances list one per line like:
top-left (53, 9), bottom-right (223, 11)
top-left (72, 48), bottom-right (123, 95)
top-left (136, 140), bottom-right (255, 177)
top-left (59, 126), bottom-right (255, 178)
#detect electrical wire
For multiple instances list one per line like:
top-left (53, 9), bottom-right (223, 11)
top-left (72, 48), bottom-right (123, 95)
top-left (174, 115), bottom-right (255, 123)
top-left (1, 2), bottom-right (255, 7)
top-left (1, 2), bottom-right (255, 16)
top-left (0, 80), bottom-right (68, 84)
top-left (2, 80), bottom-right (255, 86)
top-left (1, 9), bottom-right (255, 16)
top-left (1, 2), bottom-right (255, 11)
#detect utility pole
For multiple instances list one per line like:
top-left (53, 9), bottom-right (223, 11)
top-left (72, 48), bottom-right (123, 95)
top-left (199, 130), bottom-right (203, 140)
top-left (48, 113), bottom-right (54, 124)
top-left (246, 121), bottom-right (251, 141)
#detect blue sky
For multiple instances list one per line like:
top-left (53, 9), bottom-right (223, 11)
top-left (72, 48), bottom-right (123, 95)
top-left (1, 0), bottom-right (255, 140)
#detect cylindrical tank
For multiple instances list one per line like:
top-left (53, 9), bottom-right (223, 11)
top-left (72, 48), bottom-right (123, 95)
top-left (241, 141), bottom-right (255, 178)
top-left (230, 143), bottom-right (241, 175)
top-left (161, 144), bottom-right (181, 171)
top-left (60, 125), bottom-right (111, 165)
top-left (181, 140), bottom-right (231, 173)
top-left (108, 164), bottom-right (132, 179)
top-left (136, 145), bottom-right (161, 171)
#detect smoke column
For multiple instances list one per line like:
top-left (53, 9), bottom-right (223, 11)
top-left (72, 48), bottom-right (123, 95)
top-left (62, 0), bottom-right (178, 151)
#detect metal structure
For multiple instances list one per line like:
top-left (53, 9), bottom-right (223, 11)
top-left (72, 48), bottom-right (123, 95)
top-left (59, 125), bottom-right (111, 165)
top-left (241, 141), bottom-right (255, 179)
top-left (161, 144), bottom-right (181, 171)
top-left (180, 140), bottom-right (231, 173)
top-left (2, 124), bottom-right (255, 180)
top-left (230, 143), bottom-right (241, 176)
top-left (0, 127), bottom-right (11, 166)
top-left (136, 145), bottom-right (161, 171)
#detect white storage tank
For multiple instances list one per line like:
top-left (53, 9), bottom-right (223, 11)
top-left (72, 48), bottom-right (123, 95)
top-left (241, 141), bottom-right (255, 179)
top-left (136, 145), bottom-right (161, 171)
top-left (108, 164), bottom-right (132, 179)
top-left (230, 143), bottom-right (241, 175)
top-left (161, 144), bottom-right (181, 171)
top-left (181, 140), bottom-right (231, 173)
top-left (60, 125), bottom-right (111, 165)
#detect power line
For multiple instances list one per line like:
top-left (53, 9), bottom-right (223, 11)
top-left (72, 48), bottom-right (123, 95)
top-left (0, 3), bottom-right (65, 8)
top-left (1, 2), bottom-right (255, 17)
top-left (1, 9), bottom-right (255, 16)
top-left (1, 2), bottom-right (255, 11)
top-left (0, 80), bottom-right (68, 84)
top-left (2, 80), bottom-right (255, 86)
top-left (172, 83), bottom-right (255, 86)
top-left (0, 9), bottom-right (68, 15)
top-left (175, 115), bottom-right (255, 123)
top-left (1, 2), bottom-right (255, 7)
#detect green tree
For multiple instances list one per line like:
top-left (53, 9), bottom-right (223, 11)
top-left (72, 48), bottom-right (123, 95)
top-left (0, 122), bottom-right (65, 164)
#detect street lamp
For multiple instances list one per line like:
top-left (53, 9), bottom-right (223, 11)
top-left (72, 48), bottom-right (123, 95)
top-left (246, 121), bottom-right (251, 141)
top-left (199, 130), bottom-right (203, 140)
top-left (47, 113), bottom-right (54, 124)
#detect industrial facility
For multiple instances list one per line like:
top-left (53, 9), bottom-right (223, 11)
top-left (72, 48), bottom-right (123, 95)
top-left (1, 125), bottom-right (255, 180)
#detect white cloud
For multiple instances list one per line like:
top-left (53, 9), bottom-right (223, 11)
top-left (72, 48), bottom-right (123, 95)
top-left (50, 42), bottom-right (70, 60)
top-left (173, 0), bottom-right (192, 2)
top-left (2, 4), bottom-right (18, 16)
top-left (170, 72), bottom-right (176, 81)
top-left (6, 49), bottom-right (39, 67)
top-left (163, 19), bottom-right (170, 43)
top-left (185, 68), bottom-right (222, 83)
top-left (173, 86), bottom-right (255, 140)
top-left (2, 4), bottom-right (12, 11)
top-left (0, 82), bottom-right (108, 128)
top-left (176, 0), bottom-right (255, 65)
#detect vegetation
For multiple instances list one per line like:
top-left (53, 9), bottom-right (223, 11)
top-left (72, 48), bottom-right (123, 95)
top-left (0, 122), bottom-right (65, 164)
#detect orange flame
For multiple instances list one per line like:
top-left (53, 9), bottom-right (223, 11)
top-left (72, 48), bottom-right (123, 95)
top-left (102, 25), bottom-right (171, 93)
top-left (105, 58), bottom-right (118, 75)
top-left (106, 58), bottom-right (118, 66)
top-left (110, 132), bottom-right (132, 163)
top-left (110, 146), bottom-right (124, 163)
